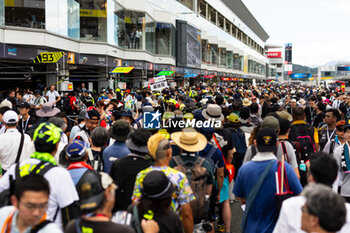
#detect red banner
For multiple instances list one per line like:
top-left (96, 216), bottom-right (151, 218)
top-left (203, 74), bottom-right (216, 79)
top-left (267, 51), bottom-right (282, 58)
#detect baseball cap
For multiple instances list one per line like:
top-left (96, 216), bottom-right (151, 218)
top-left (85, 109), bottom-right (100, 120)
top-left (3, 110), bottom-right (18, 124)
top-left (261, 116), bottom-right (280, 133)
top-left (19, 102), bottom-right (31, 109)
top-left (76, 171), bottom-right (115, 211)
top-left (256, 128), bottom-right (277, 153)
top-left (66, 140), bottom-right (88, 162)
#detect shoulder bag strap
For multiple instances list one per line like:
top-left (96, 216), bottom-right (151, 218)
top-left (281, 141), bottom-right (289, 163)
top-left (212, 134), bottom-right (227, 165)
top-left (30, 220), bottom-right (51, 233)
top-left (74, 218), bottom-right (82, 233)
top-left (15, 133), bottom-right (25, 163)
top-left (330, 139), bottom-right (336, 155)
top-left (133, 205), bottom-right (143, 233)
top-left (241, 160), bottom-right (275, 233)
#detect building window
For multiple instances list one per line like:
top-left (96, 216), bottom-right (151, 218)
top-left (114, 10), bottom-right (155, 51)
top-left (226, 51), bottom-right (233, 69)
top-left (209, 6), bottom-right (216, 25)
top-left (79, 0), bottom-right (107, 42)
top-left (198, 0), bottom-right (206, 18)
top-left (209, 44), bottom-right (218, 64)
top-left (5, 0), bottom-right (45, 29)
top-left (218, 14), bottom-right (224, 29)
top-left (233, 53), bottom-right (241, 70)
top-left (201, 40), bottom-right (209, 63)
top-left (156, 23), bottom-right (174, 56)
top-left (219, 48), bottom-right (226, 67)
top-left (145, 14), bottom-right (155, 54)
top-left (232, 25), bottom-right (237, 37)
top-left (178, 0), bottom-right (193, 10)
top-left (0, 0), bottom-right (4, 26)
top-left (225, 21), bottom-right (231, 34)
top-left (68, 0), bottom-right (80, 39)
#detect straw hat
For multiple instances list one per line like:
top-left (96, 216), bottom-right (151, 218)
top-left (242, 98), bottom-right (252, 107)
top-left (171, 128), bottom-right (207, 152)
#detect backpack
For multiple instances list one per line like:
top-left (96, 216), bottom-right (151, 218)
top-left (173, 156), bottom-right (209, 224)
top-left (200, 144), bottom-right (218, 175)
top-left (230, 128), bottom-right (247, 155)
top-left (289, 124), bottom-right (316, 186)
top-left (63, 96), bottom-right (73, 113)
top-left (0, 161), bottom-right (56, 208)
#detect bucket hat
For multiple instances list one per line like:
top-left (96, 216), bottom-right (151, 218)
top-left (201, 104), bottom-right (224, 122)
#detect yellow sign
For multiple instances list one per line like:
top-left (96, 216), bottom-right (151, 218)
top-left (67, 53), bottom-right (75, 64)
top-left (111, 67), bottom-right (135, 74)
top-left (68, 84), bottom-right (73, 91)
top-left (33, 52), bottom-right (64, 63)
top-left (80, 9), bottom-right (107, 18)
top-left (5, 0), bottom-right (14, 7)
top-left (243, 55), bottom-right (248, 74)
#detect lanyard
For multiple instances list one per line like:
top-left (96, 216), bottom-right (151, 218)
top-left (1, 210), bottom-right (47, 233)
top-left (327, 126), bottom-right (336, 142)
top-left (21, 116), bottom-right (30, 133)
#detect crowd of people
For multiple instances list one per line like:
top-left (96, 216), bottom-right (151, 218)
top-left (0, 82), bottom-right (350, 233)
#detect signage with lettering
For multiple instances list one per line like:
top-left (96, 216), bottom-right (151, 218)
top-left (111, 66), bottom-right (134, 73)
top-left (33, 52), bottom-right (64, 63)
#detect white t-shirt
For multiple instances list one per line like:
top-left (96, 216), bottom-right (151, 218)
top-left (0, 158), bottom-right (79, 230)
top-left (273, 196), bottom-right (350, 233)
top-left (46, 90), bottom-right (59, 103)
top-left (0, 129), bottom-right (35, 170)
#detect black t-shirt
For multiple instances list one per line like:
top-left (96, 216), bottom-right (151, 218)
top-left (110, 155), bottom-right (152, 211)
top-left (313, 112), bottom-right (325, 128)
top-left (127, 205), bottom-right (183, 233)
top-left (66, 218), bottom-right (135, 233)
top-left (17, 116), bottom-right (38, 134)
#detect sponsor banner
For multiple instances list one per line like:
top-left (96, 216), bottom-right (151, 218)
top-left (267, 51), bottom-right (282, 58)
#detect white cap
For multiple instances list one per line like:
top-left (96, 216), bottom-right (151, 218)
top-left (3, 110), bottom-right (18, 124)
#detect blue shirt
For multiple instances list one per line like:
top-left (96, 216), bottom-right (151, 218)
top-left (233, 160), bottom-right (303, 233)
top-left (68, 167), bottom-right (88, 185)
top-left (198, 144), bottom-right (225, 173)
top-left (103, 141), bottom-right (130, 173)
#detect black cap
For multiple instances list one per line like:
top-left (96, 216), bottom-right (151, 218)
top-left (19, 102), bottom-right (30, 109)
top-left (76, 172), bottom-right (114, 211)
top-left (141, 171), bottom-right (175, 199)
top-left (256, 128), bottom-right (277, 153)
top-left (85, 109), bottom-right (100, 120)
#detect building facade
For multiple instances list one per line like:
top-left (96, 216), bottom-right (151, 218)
top-left (0, 0), bottom-right (269, 91)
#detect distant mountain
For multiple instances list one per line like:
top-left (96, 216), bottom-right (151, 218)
top-left (292, 64), bottom-right (318, 74)
top-left (324, 60), bottom-right (350, 66)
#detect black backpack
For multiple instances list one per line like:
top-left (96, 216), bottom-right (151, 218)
top-left (0, 161), bottom-right (56, 208)
top-left (63, 96), bottom-right (73, 114)
top-left (289, 124), bottom-right (316, 186)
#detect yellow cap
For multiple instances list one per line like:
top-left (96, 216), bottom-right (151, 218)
top-left (227, 113), bottom-right (239, 123)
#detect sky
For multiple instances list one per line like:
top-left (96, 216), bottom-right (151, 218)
top-left (243, 0), bottom-right (350, 67)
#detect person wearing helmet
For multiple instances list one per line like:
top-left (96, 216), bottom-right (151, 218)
top-left (0, 122), bottom-right (80, 230)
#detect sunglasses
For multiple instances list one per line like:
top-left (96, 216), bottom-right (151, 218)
top-left (337, 127), bottom-right (345, 132)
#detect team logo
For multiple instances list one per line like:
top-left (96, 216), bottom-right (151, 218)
top-left (263, 136), bottom-right (272, 145)
top-left (143, 111), bottom-right (161, 129)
